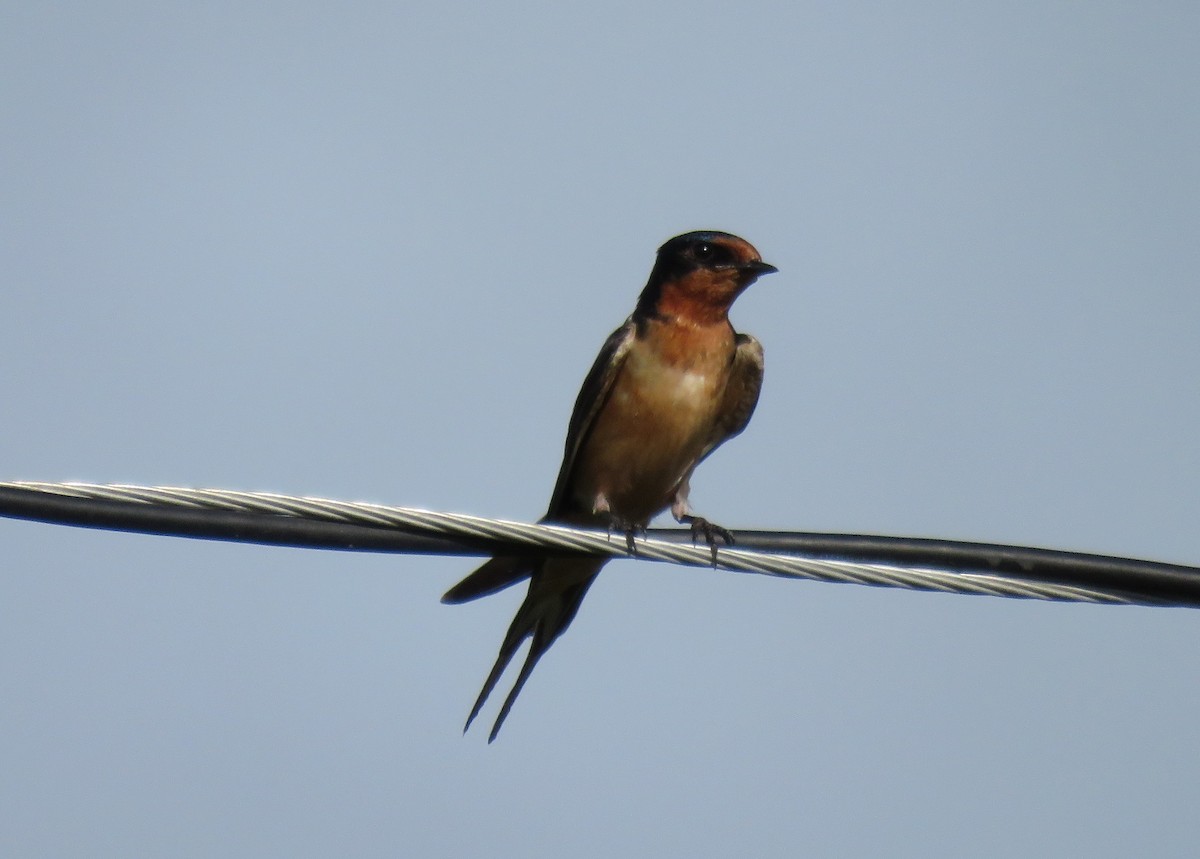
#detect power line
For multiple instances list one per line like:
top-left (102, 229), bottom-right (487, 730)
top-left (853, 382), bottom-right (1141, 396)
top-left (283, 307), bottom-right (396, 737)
top-left (2, 480), bottom-right (1198, 607)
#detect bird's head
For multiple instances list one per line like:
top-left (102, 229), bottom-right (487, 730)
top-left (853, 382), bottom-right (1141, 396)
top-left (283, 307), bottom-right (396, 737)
top-left (637, 231), bottom-right (777, 324)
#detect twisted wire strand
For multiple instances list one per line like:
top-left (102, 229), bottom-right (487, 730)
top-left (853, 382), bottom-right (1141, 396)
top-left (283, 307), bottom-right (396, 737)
top-left (0, 480), bottom-right (1193, 608)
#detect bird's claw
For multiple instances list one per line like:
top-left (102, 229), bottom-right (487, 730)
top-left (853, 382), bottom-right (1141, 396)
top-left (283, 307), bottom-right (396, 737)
top-left (623, 523), bottom-right (647, 555)
top-left (682, 516), bottom-right (734, 566)
top-left (606, 518), bottom-right (646, 555)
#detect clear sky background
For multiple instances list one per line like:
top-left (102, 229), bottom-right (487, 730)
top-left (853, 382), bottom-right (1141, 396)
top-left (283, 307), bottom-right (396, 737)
top-left (2, 4), bottom-right (1198, 856)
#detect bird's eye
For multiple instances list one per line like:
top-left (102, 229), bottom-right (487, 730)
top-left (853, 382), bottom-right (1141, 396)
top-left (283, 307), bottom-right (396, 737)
top-left (693, 242), bottom-right (715, 261)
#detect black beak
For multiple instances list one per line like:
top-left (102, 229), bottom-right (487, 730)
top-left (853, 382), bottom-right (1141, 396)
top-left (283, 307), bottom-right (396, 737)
top-left (741, 260), bottom-right (778, 277)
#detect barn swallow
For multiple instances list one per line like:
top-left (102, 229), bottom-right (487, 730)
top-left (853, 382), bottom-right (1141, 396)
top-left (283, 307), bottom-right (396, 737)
top-left (443, 230), bottom-right (776, 741)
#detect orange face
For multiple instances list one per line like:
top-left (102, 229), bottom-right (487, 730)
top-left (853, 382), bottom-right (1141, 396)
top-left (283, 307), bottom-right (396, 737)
top-left (648, 232), bottom-right (776, 325)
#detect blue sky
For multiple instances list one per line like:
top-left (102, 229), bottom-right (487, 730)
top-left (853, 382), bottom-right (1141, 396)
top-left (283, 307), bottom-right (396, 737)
top-left (2, 4), bottom-right (1198, 856)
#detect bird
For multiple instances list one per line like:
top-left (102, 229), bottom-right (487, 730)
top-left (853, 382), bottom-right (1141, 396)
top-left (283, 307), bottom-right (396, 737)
top-left (442, 230), bottom-right (776, 741)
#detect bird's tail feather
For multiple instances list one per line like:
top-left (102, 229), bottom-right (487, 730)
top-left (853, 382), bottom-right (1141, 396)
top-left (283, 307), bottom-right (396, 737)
top-left (460, 558), bottom-right (603, 741)
top-left (462, 605), bottom-right (529, 736)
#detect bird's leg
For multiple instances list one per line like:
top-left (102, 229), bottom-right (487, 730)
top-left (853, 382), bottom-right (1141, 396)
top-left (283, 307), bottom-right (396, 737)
top-left (595, 493), bottom-right (616, 543)
top-left (594, 492), bottom-right (642, 555)
top-left (606, 517), bottom-right (644, 555)
top-left (681, 515), bottom-right (734, 554)
top-left (670, 481), bottom-right (733, 565)
top-left (622, 522), bottom-right (647, 554)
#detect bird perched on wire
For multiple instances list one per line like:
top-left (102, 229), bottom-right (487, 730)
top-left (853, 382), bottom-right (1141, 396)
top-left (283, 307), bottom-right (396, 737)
top-left (443, 230), bottom-right (777, 741)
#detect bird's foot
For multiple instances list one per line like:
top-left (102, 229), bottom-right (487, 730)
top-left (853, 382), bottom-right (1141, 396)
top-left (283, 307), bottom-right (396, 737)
top-left (623, 522), bottom-right (647, 555)
top-left (604, 517), bottom-right (645, 554)
top-left (680, 515), bottom-right (734, 566)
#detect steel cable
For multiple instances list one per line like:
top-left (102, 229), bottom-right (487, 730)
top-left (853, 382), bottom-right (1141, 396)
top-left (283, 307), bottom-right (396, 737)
top-left (2, 480), bottom-right (1197, 608)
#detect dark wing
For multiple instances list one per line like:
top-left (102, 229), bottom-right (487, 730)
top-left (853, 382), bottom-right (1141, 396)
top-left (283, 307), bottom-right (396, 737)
top-left (544, 317), bottom-right (637, 518)
top-left (442, 555), bottom-right (535, 604)
top-left (446, 320), bottom-right (638, 739)
top-left (699, 333), bottom-right (764, 464)
top-left (441, 318), bottom-right (635, 605)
